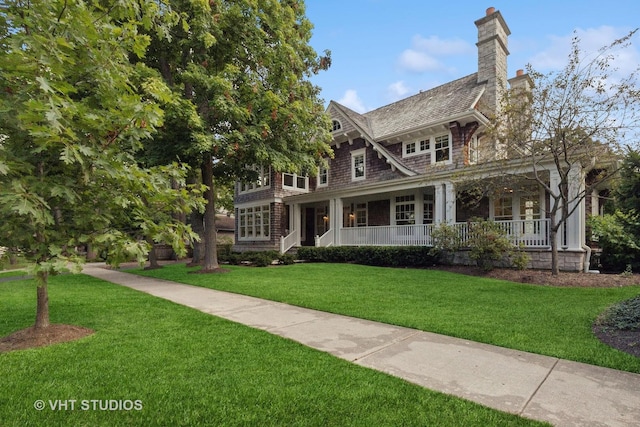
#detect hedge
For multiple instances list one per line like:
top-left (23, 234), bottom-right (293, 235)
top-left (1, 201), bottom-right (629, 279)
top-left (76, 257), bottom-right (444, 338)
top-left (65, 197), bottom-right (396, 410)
top-left (295, 246), bottom-right (439, 268)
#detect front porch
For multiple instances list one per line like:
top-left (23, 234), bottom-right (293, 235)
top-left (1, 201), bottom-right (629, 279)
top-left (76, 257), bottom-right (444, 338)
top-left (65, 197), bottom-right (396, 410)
top-left (281, 219), bottom-right (551, 252)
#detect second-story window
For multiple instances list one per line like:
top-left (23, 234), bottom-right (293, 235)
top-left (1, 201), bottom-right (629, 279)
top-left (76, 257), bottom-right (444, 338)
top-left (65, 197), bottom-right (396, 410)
top-left (402, 134), bottom-right (451, 164)
top-left (318, 164), bottom-right (329, 187)
top-left (434, 134), bottom-right (450, 163)
top-left (351, 148), bottom-right (366, 181)
top-left (332, 120), bottom-right (342, 132)
top-left (239, 166), bottom-right (271, 193)
top-left (283, 173), bottom-right (308, 191)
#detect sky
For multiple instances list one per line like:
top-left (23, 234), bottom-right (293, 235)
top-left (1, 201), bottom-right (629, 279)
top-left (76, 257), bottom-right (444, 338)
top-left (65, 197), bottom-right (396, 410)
top-left (304, 0), bottom-right (640, 113)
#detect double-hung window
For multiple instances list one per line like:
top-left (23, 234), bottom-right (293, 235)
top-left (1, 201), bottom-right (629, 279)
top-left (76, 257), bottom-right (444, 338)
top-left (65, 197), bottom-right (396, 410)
top-left (351, 149), bottom-right (366, 181)
top-left (318, 164), bottom-right (328, 187)
top-left (434, 134), bottom-right (450, 163)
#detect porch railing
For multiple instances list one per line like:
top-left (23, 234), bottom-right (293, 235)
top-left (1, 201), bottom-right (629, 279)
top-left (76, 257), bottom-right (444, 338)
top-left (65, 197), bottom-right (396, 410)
top-left (315, 229), bottom-right (334, 247)
top-left (451, 219), bottom-right (550, 248)
top-left (280, 229), bottom-right (299, 253)
top-left (337, 219), bottom-right (550, 248)
top-left (340, 224), bottom-right (433, 246)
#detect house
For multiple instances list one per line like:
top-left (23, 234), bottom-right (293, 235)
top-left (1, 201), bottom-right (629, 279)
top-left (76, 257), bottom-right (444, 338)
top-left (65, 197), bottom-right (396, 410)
top-left (233, 7), bottom-right (606, 271)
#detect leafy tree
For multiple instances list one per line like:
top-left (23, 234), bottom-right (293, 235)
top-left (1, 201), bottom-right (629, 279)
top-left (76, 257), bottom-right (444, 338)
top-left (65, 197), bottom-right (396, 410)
top-left (488, 30), bottom-right (640, 275)
top-left (0, 1), bottom-right (196, 328)
top-left (589, 149), bottom-right (640, 271)
top-left (139, 0), bottom-right (332, 272)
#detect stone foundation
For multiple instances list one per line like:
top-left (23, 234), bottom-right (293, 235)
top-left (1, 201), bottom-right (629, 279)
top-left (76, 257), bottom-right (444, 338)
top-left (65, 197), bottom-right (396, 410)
top-left (453, 249), bottom-right (587, 272)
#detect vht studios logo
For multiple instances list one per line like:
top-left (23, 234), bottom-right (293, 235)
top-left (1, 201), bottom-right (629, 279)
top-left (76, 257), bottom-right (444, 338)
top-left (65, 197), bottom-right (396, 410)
top-left (34, 399), bottom-right (143, 411)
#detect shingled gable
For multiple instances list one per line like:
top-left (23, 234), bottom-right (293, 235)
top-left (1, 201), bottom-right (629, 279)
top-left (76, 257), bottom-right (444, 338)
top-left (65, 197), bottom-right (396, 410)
top-left (328, 101), bottom-right (417, 176)
top-left (364, 73), bottom-right (488, 141)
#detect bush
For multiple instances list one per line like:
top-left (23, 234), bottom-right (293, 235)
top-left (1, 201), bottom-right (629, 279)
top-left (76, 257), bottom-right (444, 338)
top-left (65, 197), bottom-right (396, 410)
top-left (429, 223), bottom-right (462, 265)
top-left (295, 246), bottom-right (438, 268)
top-left (597, 295), bottom-right (640, 330)
top-left (218, 250), bottom-right (279, 267)
top-left (588, 212), bottom-right (640, 272)
top-left (466, 219), bottom-right (530, 271)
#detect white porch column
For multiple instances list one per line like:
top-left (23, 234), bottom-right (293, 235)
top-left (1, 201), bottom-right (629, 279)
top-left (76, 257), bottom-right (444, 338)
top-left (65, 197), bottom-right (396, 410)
top-left (566, 163), bottom-right (585, 250)
top-left (291, 203), bottom-right (302, 247)
top-left (332, 198), bottom-right (343, 246)
top-left (549, 165), bottom-right (585, 251)
top-left (444, 181), bottom-right (457, 224)
top-left (434, 184), bottom-right (445, 224)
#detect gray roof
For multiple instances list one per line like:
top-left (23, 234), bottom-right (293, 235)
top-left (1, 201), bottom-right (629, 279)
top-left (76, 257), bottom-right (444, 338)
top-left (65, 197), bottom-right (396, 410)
top-left (334, 73), bottom-right (485, 141)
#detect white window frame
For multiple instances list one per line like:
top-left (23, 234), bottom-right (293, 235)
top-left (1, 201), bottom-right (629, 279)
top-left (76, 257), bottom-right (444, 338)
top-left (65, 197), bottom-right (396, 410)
top-left (351, 148), bottom-right (366, 181)
top-left (238, 204), bottom-right (271, 241)
top-left (332, 119), bottom-right (342, 132)
top-left (423, 193), bottom-right (434, 224)
top-left (433, 134), bottom-right (451, 164)
top-left (394, 194), bottom-right (416, 225)
top-left (238, 166), bottom-right (271, 194)
top-left (468, 135), bottom-right (479, 165)
top-left (402, 133), bottom-right (452, 164)
top-left (282, 172), bottom-right (308, 191)
top-left (317, 164), bottom-right (329, 188)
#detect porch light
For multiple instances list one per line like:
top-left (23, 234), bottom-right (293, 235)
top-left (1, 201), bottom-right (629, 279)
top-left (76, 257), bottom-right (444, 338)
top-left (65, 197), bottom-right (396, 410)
top-left (348, 213), bottom-right (355, 220)
top-left (323, 215), bottom-right (329, 222)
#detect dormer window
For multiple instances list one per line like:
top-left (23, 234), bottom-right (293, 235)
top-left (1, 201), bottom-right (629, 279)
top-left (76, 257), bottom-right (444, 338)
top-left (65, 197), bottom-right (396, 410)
top-left (402, 133), bottom-right (452, 164)
top-left (332, 120), bottom-right (342, 132)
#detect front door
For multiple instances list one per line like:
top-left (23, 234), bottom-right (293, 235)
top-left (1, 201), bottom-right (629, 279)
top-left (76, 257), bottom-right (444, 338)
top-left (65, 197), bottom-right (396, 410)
top-left (303, 207), bottom-right (315, 246)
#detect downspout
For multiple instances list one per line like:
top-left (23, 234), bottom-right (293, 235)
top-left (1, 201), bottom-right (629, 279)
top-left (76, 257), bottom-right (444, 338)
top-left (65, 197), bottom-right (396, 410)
top-left (582, 243), bottom-right (594, 273)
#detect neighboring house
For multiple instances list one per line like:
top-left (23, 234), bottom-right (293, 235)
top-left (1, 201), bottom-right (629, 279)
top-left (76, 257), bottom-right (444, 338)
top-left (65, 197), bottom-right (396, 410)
top-left (233, 7), bottom-right (607, 271)
top-left (215, 213), bottom-right (236, 241)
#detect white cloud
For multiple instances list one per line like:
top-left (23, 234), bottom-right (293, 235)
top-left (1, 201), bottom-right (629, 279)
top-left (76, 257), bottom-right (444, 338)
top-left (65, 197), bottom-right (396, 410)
top-left (398, 49), bottom-right (442, 73)
top-left (529, 26), bottom-right (640, 74)
top-left (338, 89), bottom-right (367, 113)
top-left (387, 81), bottom-right (410, 102)
top-left (397, 35), bottom-right (474, 73)
top-left (411, 35), bottom-right (473, 56)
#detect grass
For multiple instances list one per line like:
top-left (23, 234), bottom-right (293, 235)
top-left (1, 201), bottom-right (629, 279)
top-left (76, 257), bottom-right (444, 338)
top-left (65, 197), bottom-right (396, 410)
top-left (0, 270), bottom-right (28, 279)
top-left (132, 263), bottom-right (640, 373)
top-left (0, 275), bottom-right (547, 426)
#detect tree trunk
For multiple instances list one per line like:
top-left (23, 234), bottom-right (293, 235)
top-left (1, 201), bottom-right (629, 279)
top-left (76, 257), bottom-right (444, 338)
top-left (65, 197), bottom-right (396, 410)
top-left (201, 156), bottom-right (219, 271)
top-left (549, 228), bottom-right (559, 276)
top-left (35, 271), bottom-right (50, 329)
top-left (147, 238), bottom-right (160, 269)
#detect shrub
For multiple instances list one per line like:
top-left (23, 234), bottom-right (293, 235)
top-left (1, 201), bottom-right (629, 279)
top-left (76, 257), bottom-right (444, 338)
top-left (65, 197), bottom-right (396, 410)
top-left (295, 246), bottom-right (437, 268)
top-left (466, 219), bottom-right (528, 271)
top-left (597, 295), bottom-right (640, 330)
top-left (429, 223), bottom-right (462, 265)
top-left (588, 212), bottom-right (640, 272)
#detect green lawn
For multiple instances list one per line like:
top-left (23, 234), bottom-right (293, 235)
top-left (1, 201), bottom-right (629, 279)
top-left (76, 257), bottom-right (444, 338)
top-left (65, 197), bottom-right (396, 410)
top-left (133, 263), bottom-right (640, 373)
top-left (0, 270), bottom-right (28, 279)
top-left (0, 275), bottom-right (547, 426)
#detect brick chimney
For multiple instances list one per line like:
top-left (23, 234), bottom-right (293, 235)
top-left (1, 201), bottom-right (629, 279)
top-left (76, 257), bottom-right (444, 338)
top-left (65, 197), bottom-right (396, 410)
top-left (475, 7), bottom-right (511, 117)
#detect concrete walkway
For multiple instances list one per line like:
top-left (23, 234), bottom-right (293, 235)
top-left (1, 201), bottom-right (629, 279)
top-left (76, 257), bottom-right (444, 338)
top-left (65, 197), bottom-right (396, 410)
top-left (82, 264), bottom-right (640, 427)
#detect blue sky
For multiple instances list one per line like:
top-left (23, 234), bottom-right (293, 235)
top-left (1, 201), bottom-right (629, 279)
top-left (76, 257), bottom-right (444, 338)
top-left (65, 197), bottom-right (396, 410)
top-left (305, 1), bottom-right (640, 113)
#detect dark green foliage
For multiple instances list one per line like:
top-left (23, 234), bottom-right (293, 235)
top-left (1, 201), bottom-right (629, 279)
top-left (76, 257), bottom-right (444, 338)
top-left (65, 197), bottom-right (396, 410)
top-left (589, 150), bottom-right (640, 272)
top-left (597, 296), bottom-right (640, 330)
top-left (296, 246), bottom-right (438, 268)
top-left (466, 219), bottom-right (530, 271)
top-left (218, 250), bottom-right (292, 267)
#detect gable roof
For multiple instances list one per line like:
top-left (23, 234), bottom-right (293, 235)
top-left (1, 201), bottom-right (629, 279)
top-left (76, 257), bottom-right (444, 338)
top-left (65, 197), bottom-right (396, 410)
top-left (331, 73), bottom-right (486, 142)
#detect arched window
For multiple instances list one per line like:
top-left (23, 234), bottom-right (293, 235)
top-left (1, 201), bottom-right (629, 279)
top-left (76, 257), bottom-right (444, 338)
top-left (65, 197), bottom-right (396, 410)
top-left (332, 120), bottom-right (342, 132)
